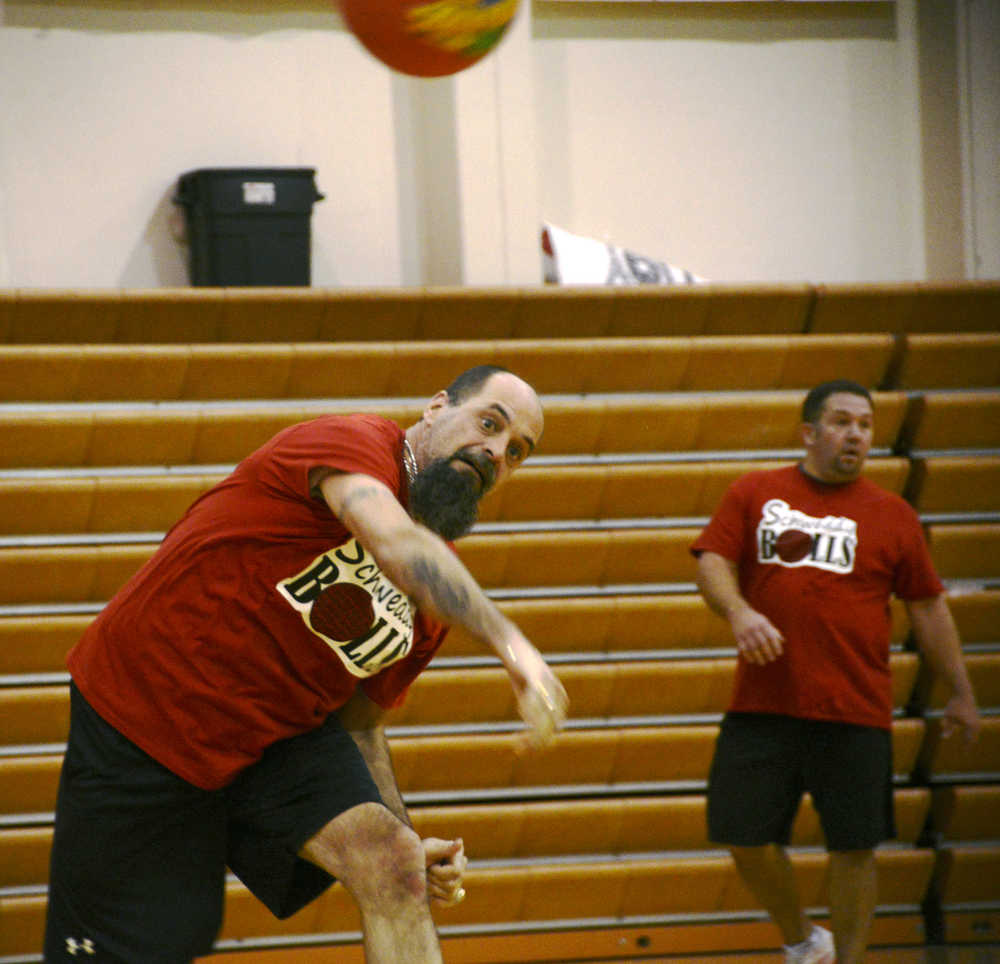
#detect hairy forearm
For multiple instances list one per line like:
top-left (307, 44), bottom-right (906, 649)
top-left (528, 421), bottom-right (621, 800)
top-left (337, 479), bottom-right (518, 655)
top-left (402, 538), bottom-right (514, 647)
top-left (326, 472), bottom-right (567, 744)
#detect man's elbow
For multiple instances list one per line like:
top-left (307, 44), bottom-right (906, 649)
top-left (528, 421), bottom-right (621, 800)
top-left (695, 550), bottom-right (725, 581)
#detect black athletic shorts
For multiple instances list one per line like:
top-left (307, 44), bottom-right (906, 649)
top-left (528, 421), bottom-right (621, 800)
top-left (44, 682), bottom-right (383, 963)
top-left (707, 712), bottom-right (895, 852)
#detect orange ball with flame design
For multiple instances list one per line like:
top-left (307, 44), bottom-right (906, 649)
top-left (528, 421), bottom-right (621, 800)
top-left (337, 0), bottom-right (521, 77)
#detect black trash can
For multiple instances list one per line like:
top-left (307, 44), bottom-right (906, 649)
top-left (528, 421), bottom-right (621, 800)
top-left (175, 168), bottom-right (324, 286)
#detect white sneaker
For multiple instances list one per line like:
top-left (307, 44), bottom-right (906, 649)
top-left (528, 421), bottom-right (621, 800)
top-left (783, 925), bottom-right (835, 964)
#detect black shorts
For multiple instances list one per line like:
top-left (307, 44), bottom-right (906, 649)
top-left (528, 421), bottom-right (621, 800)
top-left (44, 682), bottom-right (383, 963)
top-left (707, 712), bottom-right (895, 852)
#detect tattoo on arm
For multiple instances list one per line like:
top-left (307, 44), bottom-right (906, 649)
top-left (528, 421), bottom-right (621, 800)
top-left (333, 485), bottom-right (487, 631)
top-left (409, 555), bottom-right (472, 621)
top-left (338, 484), bottom-right (385, 518)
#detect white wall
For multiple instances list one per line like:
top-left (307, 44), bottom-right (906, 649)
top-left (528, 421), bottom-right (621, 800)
top-left (959, 0), bottom-right (1000, 279)
top-left (0, 1), bottom-right (407, 287)
top-left (531, 2), bottom-right (923, 283)
top-left (0, 0), bottom-right (995, 288)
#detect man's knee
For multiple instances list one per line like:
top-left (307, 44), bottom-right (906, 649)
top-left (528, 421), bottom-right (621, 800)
top-left (302, 803), bottom-right (427, 906)
top-left (364, 818), bottom-right (427, 903)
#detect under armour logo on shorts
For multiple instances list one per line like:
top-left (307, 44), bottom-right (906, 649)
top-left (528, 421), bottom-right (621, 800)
top-left (65, 937), bottom-right (96, 956)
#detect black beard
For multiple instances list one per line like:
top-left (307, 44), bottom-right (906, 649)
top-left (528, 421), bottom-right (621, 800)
top-left (408, 451), bottom-right (493, 541)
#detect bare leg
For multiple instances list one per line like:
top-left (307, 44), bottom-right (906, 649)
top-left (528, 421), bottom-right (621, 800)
top-left (828, 848), bottom-right (877, 964)
top-left (300, 801), bottom-right (442, 963)
top-left (729, 844), bottom-right (812, 946)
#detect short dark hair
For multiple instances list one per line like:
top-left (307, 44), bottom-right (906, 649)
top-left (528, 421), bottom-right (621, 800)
top-left (801, 379), bottom-right (872, 424)
top-left (445, 365), bottom-right (512, 405)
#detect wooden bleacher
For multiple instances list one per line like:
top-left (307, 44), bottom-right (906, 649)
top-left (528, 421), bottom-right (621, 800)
top-left (1, 282), bottom-right (997, 343)
top-left (1, 282), bottom-right (998, 963)
top-left (3, 330), bottom-right (992, 404)
top-left (897, 334), bottom-right (1000, 389)
top-left (0, 334), bottom-right (905, 401)
top-left (911, 455), bottom-right (1000, 515)
top-left (0, 391), bottom-right (911, 470)
top-left (806, 282), bottom-right (1000, 334)
top-left (928, 783), bottom-right (1000, 945)
top-left (0, 654), bottom-right (925, 747)
top-left (0, 457), bottom-right (911, 535)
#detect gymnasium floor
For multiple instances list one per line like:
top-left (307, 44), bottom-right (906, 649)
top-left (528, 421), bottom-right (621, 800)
top-left (202, 944), bottom-right (1000, 963)
top-left (626, 950), bottom-right (1000, 963)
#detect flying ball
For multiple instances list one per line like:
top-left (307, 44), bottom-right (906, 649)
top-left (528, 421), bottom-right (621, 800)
top-left (337, 0), bottom-right (521, 77)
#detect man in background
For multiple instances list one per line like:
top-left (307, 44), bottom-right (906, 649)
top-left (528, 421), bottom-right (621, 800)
top-left (691, 379), bottom-right (979, 964)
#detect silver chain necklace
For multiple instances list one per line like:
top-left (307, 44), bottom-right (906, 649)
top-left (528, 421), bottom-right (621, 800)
top-left (402, 439), bottom-right (418, 486)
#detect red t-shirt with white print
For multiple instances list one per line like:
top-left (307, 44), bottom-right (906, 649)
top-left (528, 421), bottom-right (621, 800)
top-left (68, 415), bottom-right (449, 789)
top-left (690, 464), bottom-right (943, 729)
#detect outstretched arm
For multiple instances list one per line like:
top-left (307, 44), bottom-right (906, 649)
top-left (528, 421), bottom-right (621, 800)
top-left (695, 551), bottom-right (785, 665)
top-left (317, 470), bottom-right (567, 746)
top-left (905, 594), bottom-right (980, 743)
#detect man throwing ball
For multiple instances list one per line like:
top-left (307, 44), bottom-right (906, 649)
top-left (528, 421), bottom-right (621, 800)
top-left (45, 365), bottom-right (568, 963)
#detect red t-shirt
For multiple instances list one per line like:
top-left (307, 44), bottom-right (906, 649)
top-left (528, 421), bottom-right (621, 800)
top-left (690, 464), bottom-right (943, 729)
top-left (68, 415), bottom-right (449, 789)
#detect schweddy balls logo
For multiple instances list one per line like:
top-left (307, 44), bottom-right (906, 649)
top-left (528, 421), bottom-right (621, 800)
top-left (405, 0), bottom-right (519, 57)
top-left (756, 499), bottom-right (858, 573)
top-left (278, 538), bottom-right (415, 677)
